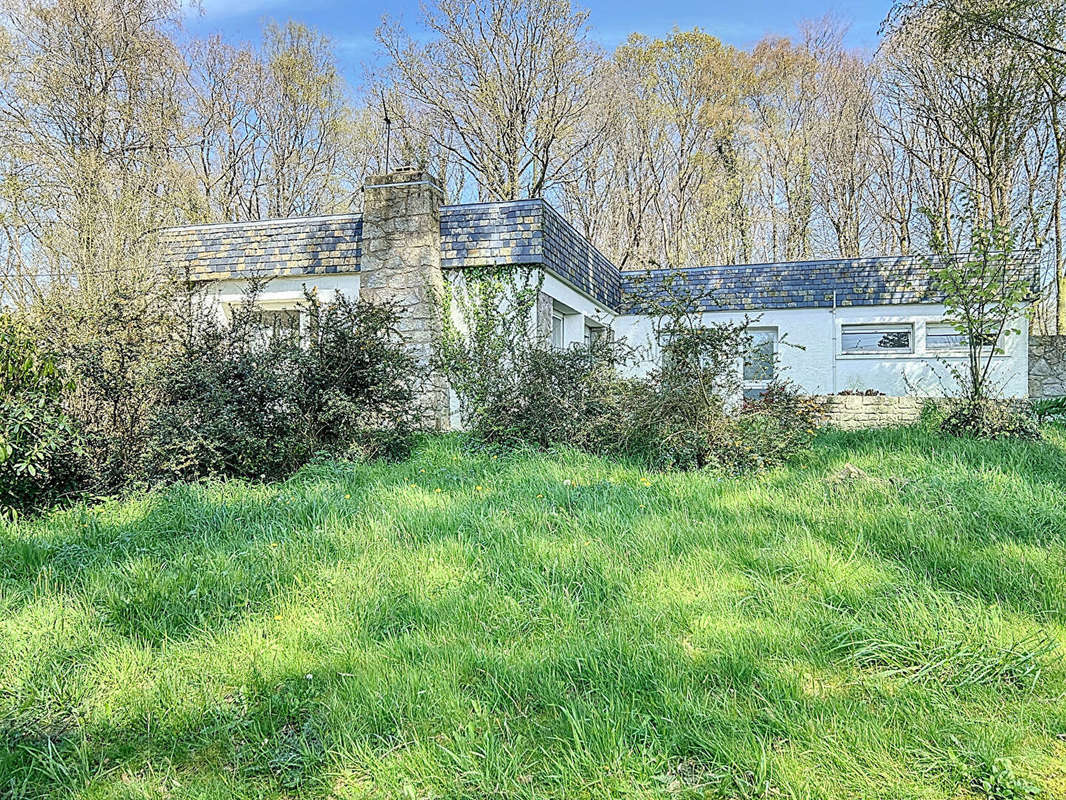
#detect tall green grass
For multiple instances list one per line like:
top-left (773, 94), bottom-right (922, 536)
top-left (2, 427), bottom-right (1065, 799)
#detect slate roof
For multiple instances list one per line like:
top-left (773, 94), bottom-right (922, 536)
top-left (619, 256), bottom-right (951, 313)
top-left (541, 204), bottom-right (621, 310)
top-left (440, 200), bottom-right (543, 268)
top-left (157, 207), bottom-right (983, 317)
top-left (158, 214), bottom-right (363, 280)
top-left (440, 200), bottom-right (620, 309)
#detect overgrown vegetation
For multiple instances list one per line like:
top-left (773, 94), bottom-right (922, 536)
top-left (436, 267), bottom-right (821, 471)
top-left (929, 220), bottom-right (1041, 439)
top-left (2, 428), bottom-right (1064, 798)
top-left (0, 281), bottom-right (420, 517)
top-left (143, 285), bottom-right (418, 482)
top-left (0, 315), bottom-right (81, 518)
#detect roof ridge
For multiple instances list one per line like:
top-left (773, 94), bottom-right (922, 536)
top-left (621, 255), bottom-right (934, 275)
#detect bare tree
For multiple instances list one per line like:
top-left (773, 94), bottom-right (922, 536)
top-left (182, 22), bottom-right (353, 222)
top-left (748, 32), bottom-right (821, 261)
top-left (810, 44), bottom-right (877, 258)
top-left (376, 0), bottom-right (605, 201)
top-left (0, 0), bottom-right (188, 301)
top-left (884, 2), bottom-right (1047, 231)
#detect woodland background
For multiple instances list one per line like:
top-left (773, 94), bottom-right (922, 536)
top-left (1, 0), bottom-right (1064, 330)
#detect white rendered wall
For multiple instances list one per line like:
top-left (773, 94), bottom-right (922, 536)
top-left (612, 303), bottom-right (1030, 398)
top-left (198, 274), bottom-right (1031, 400)
top-left (202, 274), bottom-right (361, 321)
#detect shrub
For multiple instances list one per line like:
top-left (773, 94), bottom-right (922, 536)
top-left (30, 275), bottom-right (181, 493)
top-left (141, 286), bottom-right (419, 482)
top-left (438, 267), bottom-right (816, 472)
top-left (0, 315), bottom-right (81, 517)
top-left (1031, 396), bottom-right (1066, 425)
top-left (733, 383), bottom-right (823, 470)
top-left (940, 398), bottom-right (1040, 441)
top-left (467, 339), bottom-right (629, 450)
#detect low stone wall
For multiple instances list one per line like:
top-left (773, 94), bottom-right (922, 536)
top-left (815, 395), bottom-right (930, 430)
top-left (1029, 335), bottom-right (1066, 398)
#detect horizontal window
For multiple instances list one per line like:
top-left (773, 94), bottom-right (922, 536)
top-left (256, 308), bottom-right (300, 334)
top-left (926, 322), bottom-right (967, 350)
top-left (840, 324), bottom-right (912, 354)
top-left (927, 322), bottom-right (997, 351)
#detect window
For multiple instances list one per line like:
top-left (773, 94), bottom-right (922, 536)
top-left (252, 308), bottom-right (301, 343)
top-left (927, 322), bottom-right (997, 351)
top-left (926, 322), bottom-right (966, 351)
top-left (551, 312), bottom-right (565, 351)
top-left (743, 328), bottom-right (777, 400)
top-left (744, 329), bottom-right (776, 382)
top-left (840, 324), bottom-right (912, 354)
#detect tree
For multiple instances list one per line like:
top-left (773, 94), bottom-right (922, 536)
top-left (884, 1), bottom-right (1048, 231)
top-left (931, 222), bottom-right (1034, 409)
top-left (0, 0), bottom-right (187, 301)
top-left (377, 0), bottom-right (605, 201)
top-left (182, 22), bottom-right (353, 222)
top-left (748, 31), bottom-right (820, 261)
top-left (810, 43), bottom-right (877, 258)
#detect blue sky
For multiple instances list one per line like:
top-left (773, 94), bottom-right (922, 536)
top-left (185, 0), bottom-right (892, 88)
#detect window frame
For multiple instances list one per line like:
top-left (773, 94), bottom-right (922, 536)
top-left (225, 301), bottom-right (305, 346)
top-left (926, 321), bottom-right (999, 353)
top-left (253, 308), bottom-right (302, 342)
top-left (742, 327), bottom-right (778, 400)
top-left (551, 311), bottom-right (565, 351)
top-left (839, 323), bottom-right (914, 356)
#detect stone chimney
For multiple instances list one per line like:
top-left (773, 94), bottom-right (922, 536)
top-left (361, 168), bottom-right (449, 430)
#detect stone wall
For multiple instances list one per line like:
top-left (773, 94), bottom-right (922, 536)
top-left (815, 395), bottom-right (930, 430)
top-left (1029, 335), bottom-right (1066, 398)
top-left (361, 169), bottom-right (450, 430)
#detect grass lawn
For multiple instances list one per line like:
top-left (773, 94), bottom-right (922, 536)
top-left (2, 428), bottom-right (1066, 799)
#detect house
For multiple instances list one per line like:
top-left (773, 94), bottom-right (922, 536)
top-left (159, 168), bottom-right (1032, 428)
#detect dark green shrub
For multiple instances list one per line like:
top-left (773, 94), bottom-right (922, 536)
top-left (0, 315), bottom-right (81, 517)
top-left (141, 287), bottom-right (419, 482)
top-left (467, 339), bottom-right (630, 449)
top-left (39, 277), bottom-right (179, 493)
top-left (731, 383), bottom-right (823, 470)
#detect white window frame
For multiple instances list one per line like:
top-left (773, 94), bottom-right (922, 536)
top-left (226, 301), bottom-right (305, 345)
top-left (925, 321), bottom-right (968, 353)
top-left (925, 320), bottom-right (1001, 354)
top-left (551, 311), bottom-right (565, 351)
top-left (839, 323), bottom-right (914, 356)
top-left (743, 327), bottom-right (778, 400)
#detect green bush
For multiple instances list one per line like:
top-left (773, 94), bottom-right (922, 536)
top-left (141, 288), bottom-right (419, 482)
top-left (0, 315), bottom-right (81, 517)
top-left (1031, 396), bottom-right (1066, 425)
top-left (940, 398), bottom-right (1040, 440)
top-left (437, 268), bottom-right (817, 472)
top-left (732, 383), bottom-right (823, 470)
